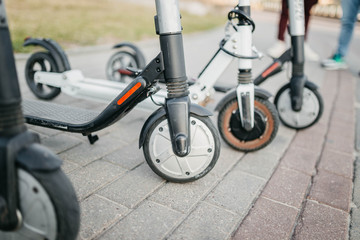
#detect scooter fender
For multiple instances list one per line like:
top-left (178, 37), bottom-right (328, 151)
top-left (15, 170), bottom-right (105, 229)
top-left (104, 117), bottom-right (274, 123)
top-left (16, 143), bottom-right (62, 172)
top-left (113, 42), bottom-right (146, 69)
top-left (138, 104), bottom-right (213, 148)
top-left (215, 86), bottom-right (272, 111)
top-left (23, 37), bottom-right (71, 72)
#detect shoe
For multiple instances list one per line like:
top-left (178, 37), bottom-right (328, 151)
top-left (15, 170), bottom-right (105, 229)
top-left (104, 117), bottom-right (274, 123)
top-left (267, 40), bottom-right (287, 58)
top-left (321, 54), bottom-right (348, 70)
top-left (304, 43), bottom-right (320, 61)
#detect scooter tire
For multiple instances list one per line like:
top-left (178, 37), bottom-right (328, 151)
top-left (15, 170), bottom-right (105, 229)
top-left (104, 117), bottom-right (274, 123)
top-left (106, 50), bottom-right (139, 82)
top-left (0, 167), bottom-right (80, 240)
top-left (143, 114), bottom-right (220, 183)
top-left (217, 96), bottom-right (279, 152)
top-left (25, 52), bottom-right (61, 100)
top-left (274, 83), bottom-right (323, 129)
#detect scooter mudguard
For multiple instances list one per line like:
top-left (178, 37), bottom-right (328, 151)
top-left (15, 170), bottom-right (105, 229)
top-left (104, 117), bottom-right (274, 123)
top-left (23, 37), bottom-right (71, 72)
top-left (215, 86), bottom-right (272, 112)
top-left (113, 42), bottom-right (146, 69)
top-left (16, 143), bottom-right (62, 172)
top-left (138, 104), bottom-right (213, 148)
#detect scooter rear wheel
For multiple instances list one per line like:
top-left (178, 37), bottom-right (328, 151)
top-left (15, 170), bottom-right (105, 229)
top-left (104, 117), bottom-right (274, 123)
top-left (217, 96), bottom-right (279, 152)
top-left (25, 52), bottom-right (61, 100)
top-left (274, 84), bottom-right (323, 129)
top-left (143, 114), bottom-right (220, 183)
top-left (0, 168), bottom-right (80, 240)
top-left (106, 51), bottom-right (139, 83)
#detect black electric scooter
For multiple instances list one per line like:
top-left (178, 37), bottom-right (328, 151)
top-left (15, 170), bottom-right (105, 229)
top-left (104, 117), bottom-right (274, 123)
top-left (0, 1), bottom-right (80, 239)
top-left (20, 0), bottom-right (221, 183)
top-left (254, 0), bottom-right (324, 129)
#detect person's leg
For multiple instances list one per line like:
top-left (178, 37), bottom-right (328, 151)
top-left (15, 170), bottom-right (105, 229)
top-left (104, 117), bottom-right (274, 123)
top-left (336, 0), bottom-right (359, 57)
top-left (304, 0), bottom-right (318, 40)
top-left (278, 0), bottom-right (288, 41)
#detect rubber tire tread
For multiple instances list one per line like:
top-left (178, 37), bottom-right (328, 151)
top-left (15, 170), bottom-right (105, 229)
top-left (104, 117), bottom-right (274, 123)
top-left (29, 167), bottom-right (80, 240)
top-left (25, 52), bottom-right (61, 100)
top-left (218, 96), bottom-right (279, 152)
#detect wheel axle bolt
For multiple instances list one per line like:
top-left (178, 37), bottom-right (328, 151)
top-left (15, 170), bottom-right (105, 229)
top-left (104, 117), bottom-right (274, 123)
top-left (186, 172), bottom-right (190, 175)
top-left (159, 127), bottom-right (163, 132)
top-left (191, 120), bottom-right (196, 125)
top-left (156, 159), bottom-right (160, 163)
top-left (207, 148), bottom-right (212, 153)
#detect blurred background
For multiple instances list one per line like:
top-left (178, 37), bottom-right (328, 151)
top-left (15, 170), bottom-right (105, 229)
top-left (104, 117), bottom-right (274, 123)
top-left (6, 0), bottom-right (358, 53)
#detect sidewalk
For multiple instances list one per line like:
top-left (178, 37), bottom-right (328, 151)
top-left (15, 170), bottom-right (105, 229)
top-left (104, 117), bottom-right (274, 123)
top-left (15, 10), bottom-right (360, 240)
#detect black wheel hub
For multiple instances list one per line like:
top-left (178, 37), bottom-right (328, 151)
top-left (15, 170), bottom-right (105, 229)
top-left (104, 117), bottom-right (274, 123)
top-left (229, 109), bottom-right (266, 141)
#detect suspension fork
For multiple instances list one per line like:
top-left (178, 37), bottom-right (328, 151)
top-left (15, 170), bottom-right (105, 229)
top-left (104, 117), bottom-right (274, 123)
top-left (235, 0), bottom-right (255, 131)
top-left (155, 0), bottom-right (190, 157)
top-left (288, 0), bottom-right (307, 111)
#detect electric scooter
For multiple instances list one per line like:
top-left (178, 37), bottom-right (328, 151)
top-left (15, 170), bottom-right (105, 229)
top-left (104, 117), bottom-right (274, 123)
top-left (254, 0), bottom-right (323, 129)
top-left (0, 1), bottom-right (80, 239)
top-left (20, 0), bottom-right (221, 183)
top-left (106, 0), bottom-right (323, 130)
top-left (24, 1), bottom-right (280, 152)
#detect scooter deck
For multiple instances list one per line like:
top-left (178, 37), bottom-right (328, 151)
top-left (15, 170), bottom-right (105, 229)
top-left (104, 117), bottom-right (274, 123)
top-left (23, 99), bottom-right (99, 127)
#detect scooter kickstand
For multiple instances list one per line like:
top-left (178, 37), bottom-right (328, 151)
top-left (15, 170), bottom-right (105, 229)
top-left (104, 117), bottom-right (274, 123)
top-left (86, 134), bottom-right (99, 144)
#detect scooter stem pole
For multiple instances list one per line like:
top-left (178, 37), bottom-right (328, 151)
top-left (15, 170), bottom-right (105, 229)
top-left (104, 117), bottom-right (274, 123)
top-left (0, 0), bottom-right (25, 136)
top-left (288, 0), bottom-right (307, 111)
top-left (155, 0), bottom-right (190, 157)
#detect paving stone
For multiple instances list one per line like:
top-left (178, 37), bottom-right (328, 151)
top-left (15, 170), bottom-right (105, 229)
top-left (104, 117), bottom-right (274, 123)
top-left (236, 151), bottom-right (280, 179)
top-left (27, 125), bottom-right (62, 137)
top-left (61, 159), bottom-right (81, 174)
top-left (256, 126), bottom-right (295, 158)
top-left (41, 133), bottom-right (82, 154)
top-left (291, 129), bottom-right (325, 153)
top-left (211, 145), bottom-right (244, 178)
top-left (106, 117), bottom-right (148, 144)
top-left (280, 144), bottom-right (320, 176)
top-left (98, 163), bottom-right (165, 208)
top-left (325, 130), bottom-right (354, 155)
top-left (308, 170), bottom-right (353, 212)
top-left (168, 201), bottom-right (238, 240)
top-left (233, 197), bottom-right (298, 240)
top-left (68, 160), bottom-right (126, 200)
top-left (149, 172), bottom-right (218, 213)
top-left (293, 200), bottom-right (349, 240)
top-left (261, 167), bottom-right (311, 209)
top-left (350, 206), bottom-right (360, 240)
top-left (59, 134), bottom-right (127, 166)
top-left (79, 195), bottom-right (129, 240)
top-left (205, 169), bottom-right (265, 215)
top-left (102, 140), bottom-right (145, 170)
top-left (356, 109), bottom-right (360, 151)
top-left (100, 201), bottom-right (183, 240)
top-left (318, 149), bottom-right (354, 179)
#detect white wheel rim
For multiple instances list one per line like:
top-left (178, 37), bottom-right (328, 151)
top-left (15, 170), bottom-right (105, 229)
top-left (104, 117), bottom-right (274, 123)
top-left (0, 169), bottom-right (57, 240)
top-left (277, 88), bottom-right (320, 128)
top-left (148, 117), bottom-right (215, 180)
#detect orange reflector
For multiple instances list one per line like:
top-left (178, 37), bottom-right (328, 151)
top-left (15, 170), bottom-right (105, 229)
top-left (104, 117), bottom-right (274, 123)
top-left (117, 82), bottom-right (142, 105)
top-left (261, 62), bottom-right (280, 78)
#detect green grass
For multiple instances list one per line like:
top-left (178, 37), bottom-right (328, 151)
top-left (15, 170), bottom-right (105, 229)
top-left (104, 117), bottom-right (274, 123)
top-left (6, 0), bottom-right (225, 53)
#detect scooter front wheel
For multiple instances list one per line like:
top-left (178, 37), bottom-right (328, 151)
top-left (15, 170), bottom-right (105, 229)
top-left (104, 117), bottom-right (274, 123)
top-left (274, 84), bottom-right (323, 129)
top-left (106, 51), bottom-right (139, 82)
top-left (25, 52), bottom-right (61, 100)
top-left (218, 96), bottom-right (279, 152)
top-left (0, 168), bottom-right (80, 240)
top-left (143, 114), bottom-right (220, 183)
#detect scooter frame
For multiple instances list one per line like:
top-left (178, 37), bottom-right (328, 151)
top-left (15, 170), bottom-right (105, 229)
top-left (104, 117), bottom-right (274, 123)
top-left (26, 2), bottom-right (271, 132)
top-left (22, 0), bottom-right (221, 183)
